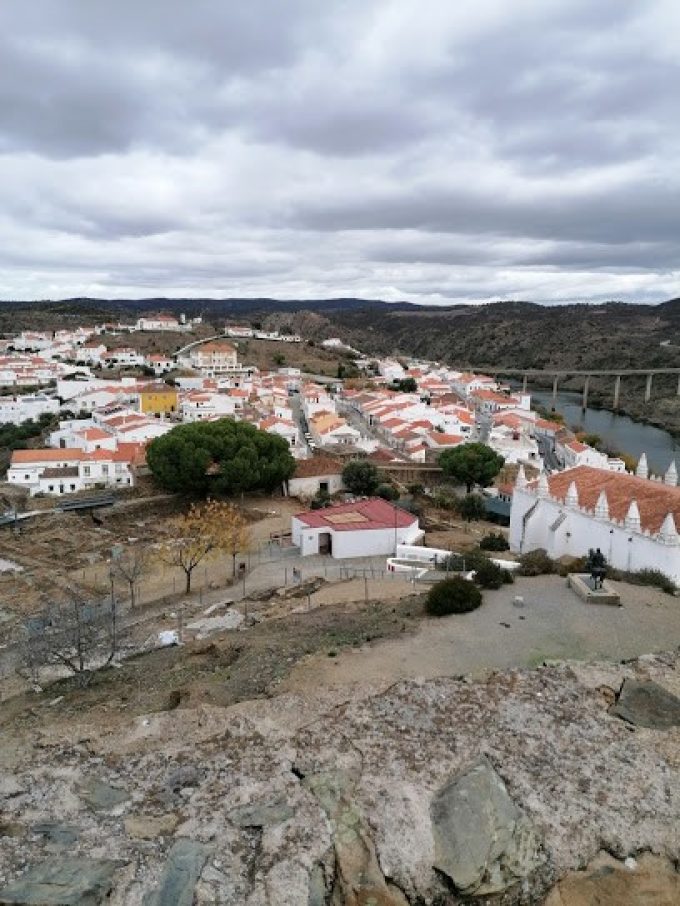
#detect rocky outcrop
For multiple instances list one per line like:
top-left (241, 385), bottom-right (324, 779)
top-left (431, 758), bottom-right (542, 896)
top-left (0, 653), bottom-right (679, 904)
top-left (144, 839), bottom-right (210, 906)
top-left (545, 852), bottom-right (680, 905)
top-left (0, 858), bottom-right (118, 905)
top-left (610, 678), bottom-right (680, 729)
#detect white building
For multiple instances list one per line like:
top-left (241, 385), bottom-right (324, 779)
top-left (292, 497), bottom-right (422, 558)
top-left (182, 340), bottom-right (240, 376)
top-left (180, 391), bottom-right (237, 422)
top-left (556, 438), bottom-right (625, 472)
top-left (135, 314), bottom-right (182, 331)
top-left (509, 461), bottom-right (680, 584)
top-left (286, 456), bottom-right (344, 501)
top-left (103, 348), bottom-right (145, 368)
top-left (146, 354), bottom-right (175, 375)
top-left (7, 443), bottom-right (145, 496)
top-left (75, 341), bottom-right (108, 366)
top-left (0, 393), bottom-right (60, 425)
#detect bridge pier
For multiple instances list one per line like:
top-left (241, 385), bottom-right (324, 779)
top-left (551, 374), bottom-right (558, 411)
top-left (645, 373), bottom-right (654, 403)
top-left (522, 374), bottom-right (528, 393)
top-left (581, 375), bottom-right (590, 412)
top-left (613, 375), bottom-right (621, 410)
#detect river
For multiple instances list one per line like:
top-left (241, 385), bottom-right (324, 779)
top-left (530, 389), bottom-right (680, 475)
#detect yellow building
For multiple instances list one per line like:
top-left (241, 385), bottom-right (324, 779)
top-left (138, 383), bottom-right (178, 417)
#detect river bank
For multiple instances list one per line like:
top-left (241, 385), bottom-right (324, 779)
top-left (530, 388), bottom-right (680, 475)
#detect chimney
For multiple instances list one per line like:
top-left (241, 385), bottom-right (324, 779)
top-left (664, 461), bottom-right (678, 487)
top-left (537, 471), bottom-right (550, 498)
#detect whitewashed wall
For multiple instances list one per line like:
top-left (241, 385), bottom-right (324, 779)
top-left (510, 487), bottom-right (680, 583)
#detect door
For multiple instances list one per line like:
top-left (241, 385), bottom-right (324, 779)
top-left (319, 532), bottom-right (332, 555)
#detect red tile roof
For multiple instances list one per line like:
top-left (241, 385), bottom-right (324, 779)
top-left (529, 466), bottom-right (680, 534)
top-left (295, 497), bottom-right (416, 531)
top-left (293, 455), bottom-right (342, 478)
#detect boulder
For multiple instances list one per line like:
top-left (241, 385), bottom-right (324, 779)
top-left (304, 771), bottom-right (408, 906)
top-left (545, 852), bottom-right (680, 905)
top-left (0, 858), bottom-right (118, 905)
top-left (31, 823), bottom-right (80, 846)
top-left (78, 778), bottom-right (129, 812)
top-left (430, 757), bottom-right (541, 896)
top-left (610, 679), bottom-right (680, 729)
top-left (229, 799), bottom-right (295, 828)
top-left (143, 839), bottom-right (210, 906)
top-left (124, 814), bottom-right (179, 840)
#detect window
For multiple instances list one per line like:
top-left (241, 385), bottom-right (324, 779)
top-left (102, 465), bottom-right (109, 475)
top-left (70, 484), bottom-right (76, 491)
top-left (83, 466), bottom-right (90, 476)
top-left (24, 474), bottom-right (29, 480)
top-left (48, 485), bottom-right (53, 492)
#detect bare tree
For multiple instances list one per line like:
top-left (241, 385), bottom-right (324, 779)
top-left (22, 589), bottom-right (122, 688)
top-left (111, 545), bottom-right (149, 609)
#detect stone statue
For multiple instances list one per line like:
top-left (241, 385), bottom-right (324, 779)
top-left (586, 547), bottom-right (607, 590)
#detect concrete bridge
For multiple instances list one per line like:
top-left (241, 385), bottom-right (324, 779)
top-left (480, 367), bottom-right (680, 411)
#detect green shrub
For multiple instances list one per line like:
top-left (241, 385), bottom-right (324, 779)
top-left (433, 490), bottom-right (459, 511)
top-left (621, 568), bottom-right (675, 595)
top-left (479, 532), bottom-right (510, 552)
top-left (426, 577), bottom-right (482, 616)
top-left (376, 483), bottom-right (399, 501)
top-left (458, 549), bottom-right (492, 572)
top-left (310, 490), bottom-right (331, 510)
top-left (407, 483), bottom-right (424, 496)
top-left (471, 557), bottom-right (506, 589)
top-left (518, 549), bottom-right (555, 576)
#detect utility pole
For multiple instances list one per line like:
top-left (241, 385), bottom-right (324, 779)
top-left (109, 569), bottom-right (117, 661)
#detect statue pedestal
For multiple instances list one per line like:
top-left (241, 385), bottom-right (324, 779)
top-left (567, 573), bottom-right (621, 606)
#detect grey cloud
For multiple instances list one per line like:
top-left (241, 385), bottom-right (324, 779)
top-left (0, 0), bottom-right (677, 303)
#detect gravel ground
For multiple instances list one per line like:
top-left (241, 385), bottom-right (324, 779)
top-left (284, 575), bottom-right (680, 691)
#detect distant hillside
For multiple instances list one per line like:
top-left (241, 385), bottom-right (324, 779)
top-left (327, 300), bottom-right (680, 371)
top-left (326, 299), bottom-right (680, 435)
top-left (3, 294), bottom-right (680, 432)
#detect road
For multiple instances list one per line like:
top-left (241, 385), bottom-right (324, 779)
top-left (537, 436), bottom-right (561, 471)
top-left (337, 398), bottom-right (390, 449)
top-left (289, 391), bottom-right (314, 456)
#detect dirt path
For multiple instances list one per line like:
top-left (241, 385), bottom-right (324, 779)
top-left (283, 575), bottom-right (680, 692)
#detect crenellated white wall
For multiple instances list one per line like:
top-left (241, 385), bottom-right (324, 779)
top-left (510, 486), bottom-right (680, 583)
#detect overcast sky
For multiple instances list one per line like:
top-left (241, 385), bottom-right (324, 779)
top-left (1, 0), bottom-right (678, 305)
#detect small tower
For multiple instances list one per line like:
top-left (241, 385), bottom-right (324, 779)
top-left (594, 489), bottom-right (610, 520)
top-left (515, 464), bottom-right (528, 490)
top-left (624, 498), bottom-right (641, 531)
top-left (658, 512), bottom-right (679, 545)
top-left (565, 480), bottom-right (579, 507)
top-left (636, 453), bottom-right (648, 480)
top-left (665, 461), bottom-right (678, 487)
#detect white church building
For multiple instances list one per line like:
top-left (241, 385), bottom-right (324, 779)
top-left (509, 454), bottom-right (680, 585)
